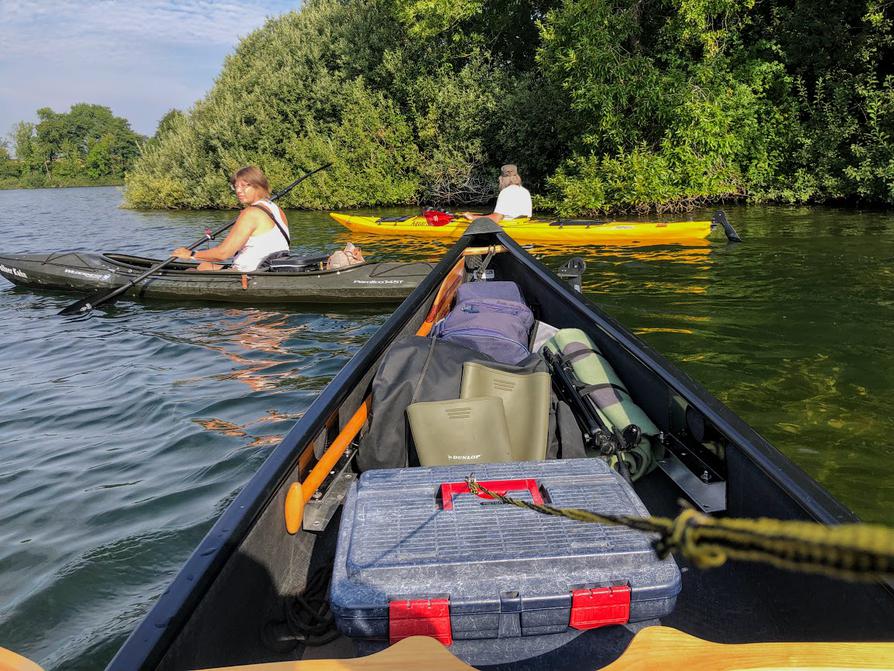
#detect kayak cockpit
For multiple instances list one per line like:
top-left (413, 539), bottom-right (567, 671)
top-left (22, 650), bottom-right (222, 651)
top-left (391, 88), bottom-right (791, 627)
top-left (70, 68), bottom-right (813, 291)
top-left (101, 253), bottom-right (347, 275)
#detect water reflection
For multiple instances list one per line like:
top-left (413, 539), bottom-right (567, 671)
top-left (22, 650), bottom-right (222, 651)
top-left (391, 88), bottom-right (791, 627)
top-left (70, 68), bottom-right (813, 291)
top-left (174, 310), bottom-right (327, 450)
top-left (207, 310), bottom-right (306, 392)
top-left (194, 410), bottom-right (303, 448)
top-left (3, 190), bottom-right (894, 671)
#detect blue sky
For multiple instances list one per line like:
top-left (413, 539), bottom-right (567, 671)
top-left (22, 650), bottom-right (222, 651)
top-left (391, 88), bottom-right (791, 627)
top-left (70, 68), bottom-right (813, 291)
top-left (0, 1), bottom-right (298, 139)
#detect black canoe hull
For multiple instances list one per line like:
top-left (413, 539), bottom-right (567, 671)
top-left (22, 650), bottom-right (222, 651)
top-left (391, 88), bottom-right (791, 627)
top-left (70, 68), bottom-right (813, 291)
top-left (0, 252), bottom-right (434, 304)
top-left (108, 228), bottom-right (894, 671)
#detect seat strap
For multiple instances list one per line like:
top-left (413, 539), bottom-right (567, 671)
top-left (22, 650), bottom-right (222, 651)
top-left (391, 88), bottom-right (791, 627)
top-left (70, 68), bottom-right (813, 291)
top-left (556, 347), bottom-right (629, 398)
top-left (558, 346), bottom-right (613, 366)
top-left (252, 203), bottom-right (291, 245)
top-left (577, 382), bottom-right (628, 397)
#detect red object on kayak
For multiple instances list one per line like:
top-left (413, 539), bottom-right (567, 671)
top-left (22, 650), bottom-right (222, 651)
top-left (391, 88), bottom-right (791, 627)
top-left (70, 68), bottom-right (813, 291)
top-left (422, 210), bottom-right (455, 227)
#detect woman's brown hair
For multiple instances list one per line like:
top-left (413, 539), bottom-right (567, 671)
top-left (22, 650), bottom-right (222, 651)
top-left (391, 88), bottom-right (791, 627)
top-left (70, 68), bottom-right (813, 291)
top-left (231, 166), bottom-right (270, 197)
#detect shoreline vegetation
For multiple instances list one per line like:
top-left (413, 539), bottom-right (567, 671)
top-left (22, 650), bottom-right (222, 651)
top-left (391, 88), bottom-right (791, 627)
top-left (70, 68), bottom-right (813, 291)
top-left (7, 1), bottom-right (894, 216)
top-left (1, 104), bottom-right (143, 192)
top-left (0, 178), bottom-right (124, 191)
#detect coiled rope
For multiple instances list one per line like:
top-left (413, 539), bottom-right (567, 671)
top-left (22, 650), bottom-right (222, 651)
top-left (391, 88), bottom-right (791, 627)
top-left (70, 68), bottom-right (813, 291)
top-left (262, 562), bottom-right (338, 652)
top-left (466, 478), bottom-right (894, 582)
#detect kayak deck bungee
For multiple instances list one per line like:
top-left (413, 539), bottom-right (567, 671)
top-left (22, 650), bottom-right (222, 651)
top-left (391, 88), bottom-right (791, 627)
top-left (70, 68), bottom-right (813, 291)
top-left (0, 251), bottom-right (434, 304)
top-left (99, 221), bottom-right (891, 671)
top-left (330, 211), bottom-right (725, 244)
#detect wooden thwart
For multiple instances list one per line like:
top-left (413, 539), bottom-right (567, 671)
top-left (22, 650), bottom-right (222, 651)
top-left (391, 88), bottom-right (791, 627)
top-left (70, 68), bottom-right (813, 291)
top-left (3, 625), bottom-right (890, 671)
top-left (604, 626), bottom-right (894, 670)
top-left (192, 627), bottom-right (894, 671)
top-left (196, 636), bottom-right (468, 671)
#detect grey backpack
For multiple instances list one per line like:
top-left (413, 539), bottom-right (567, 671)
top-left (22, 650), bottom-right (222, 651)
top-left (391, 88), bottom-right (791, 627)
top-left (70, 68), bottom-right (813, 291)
top-left (432, 281), bottom-right (534, 365)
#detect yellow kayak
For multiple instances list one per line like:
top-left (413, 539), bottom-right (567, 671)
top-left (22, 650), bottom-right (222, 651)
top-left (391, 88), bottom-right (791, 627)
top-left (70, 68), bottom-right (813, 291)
top-left (329, 212), bottom-right (720, 245)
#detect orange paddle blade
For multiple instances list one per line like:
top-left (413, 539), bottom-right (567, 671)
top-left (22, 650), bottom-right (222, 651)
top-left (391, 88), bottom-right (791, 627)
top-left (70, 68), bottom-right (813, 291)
top-left (0, 647), bottom-right (44, 671)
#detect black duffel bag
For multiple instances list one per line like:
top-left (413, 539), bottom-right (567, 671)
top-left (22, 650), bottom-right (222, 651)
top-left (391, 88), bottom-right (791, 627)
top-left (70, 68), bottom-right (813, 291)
top-left (358, 335), bottom-right (585, 471)
top-left (258, 251), bottom-right (328, 272)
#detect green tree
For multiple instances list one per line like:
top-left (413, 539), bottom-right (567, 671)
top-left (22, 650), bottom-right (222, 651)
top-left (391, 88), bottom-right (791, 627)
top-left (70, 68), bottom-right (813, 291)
top-left (85, 134), bottom-right (114, 178)
top-left (53, 138), bottom-right (84, 178)
top-left (0, 140), bottom-right (21, 180)
top-left (154, 109), bottom-right (186, 141)
top-left (5, 104), bottom-right (144, 187)
top-left (33, 107), bottom-right (67, 174)
top-left (126, 0), bottom-right (429, 208)
top-left (123, 0), bottom-right (894, 212)
top-left (12, 121), bottom-right (44, 184)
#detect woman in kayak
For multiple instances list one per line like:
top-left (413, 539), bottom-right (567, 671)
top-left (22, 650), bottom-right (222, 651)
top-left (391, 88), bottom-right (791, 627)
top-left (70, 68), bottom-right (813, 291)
top-left (173, 166), bottom-right (290, 271)
top-left (461, 164), bottom-right (532, 222)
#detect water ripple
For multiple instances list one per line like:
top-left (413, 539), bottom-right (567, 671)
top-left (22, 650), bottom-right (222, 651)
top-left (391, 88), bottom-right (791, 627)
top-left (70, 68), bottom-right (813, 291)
top-left (1, 190), bottom-right (893, 669)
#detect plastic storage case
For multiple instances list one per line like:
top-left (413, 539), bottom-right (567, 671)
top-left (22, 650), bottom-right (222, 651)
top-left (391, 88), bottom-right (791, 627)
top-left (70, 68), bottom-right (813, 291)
top-left (330, 459), bottom-right (681, 660)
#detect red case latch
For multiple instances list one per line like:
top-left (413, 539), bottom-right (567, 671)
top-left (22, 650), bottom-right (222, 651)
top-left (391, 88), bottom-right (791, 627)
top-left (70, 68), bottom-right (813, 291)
top-left (389, 598), bottom-right (452, 645)
top-left (440, 479), bottom-right (543, 510)
top-left (569, 585), bottom-right (631, 630)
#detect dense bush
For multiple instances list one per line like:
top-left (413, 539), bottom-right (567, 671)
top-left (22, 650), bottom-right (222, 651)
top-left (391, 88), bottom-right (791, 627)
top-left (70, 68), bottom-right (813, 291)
top-left (123, 0), bottom-right (894, 212)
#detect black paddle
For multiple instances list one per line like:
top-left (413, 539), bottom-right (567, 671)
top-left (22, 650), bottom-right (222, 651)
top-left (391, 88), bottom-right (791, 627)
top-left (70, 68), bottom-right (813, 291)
top-left (58, 163), bottom-right (331, 316)
top-left (713, 210), bottom-right (742, 242)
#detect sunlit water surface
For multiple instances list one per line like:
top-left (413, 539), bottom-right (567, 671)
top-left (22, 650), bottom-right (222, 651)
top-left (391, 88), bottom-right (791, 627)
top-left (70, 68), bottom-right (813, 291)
top-left (0, 187), bottom-right (891, 669)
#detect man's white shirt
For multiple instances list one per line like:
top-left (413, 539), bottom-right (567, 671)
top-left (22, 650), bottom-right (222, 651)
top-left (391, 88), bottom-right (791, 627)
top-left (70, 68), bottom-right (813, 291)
top-left (494, 184), bottom-right (532, 219)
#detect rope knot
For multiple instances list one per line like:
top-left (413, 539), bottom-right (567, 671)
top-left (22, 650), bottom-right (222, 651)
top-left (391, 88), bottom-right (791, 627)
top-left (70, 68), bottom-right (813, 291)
top-left (653, 507), bottom-right (727, 568)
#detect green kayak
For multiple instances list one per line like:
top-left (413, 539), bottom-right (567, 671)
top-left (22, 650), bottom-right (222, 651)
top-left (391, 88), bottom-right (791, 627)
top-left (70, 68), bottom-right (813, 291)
top-left (0, 251), bottom-right (434, 304)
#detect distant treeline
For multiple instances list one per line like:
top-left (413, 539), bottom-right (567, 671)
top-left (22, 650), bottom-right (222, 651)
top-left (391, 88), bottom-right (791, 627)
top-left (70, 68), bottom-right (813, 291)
top-left (0, 104), bottom-right (144, 189)
top-left (123, 0), bottom-right (893, 214)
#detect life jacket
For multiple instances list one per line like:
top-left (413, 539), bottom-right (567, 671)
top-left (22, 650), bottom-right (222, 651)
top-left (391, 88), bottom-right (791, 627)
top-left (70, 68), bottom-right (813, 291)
top-left (422, 210), bottom-right (455, 226)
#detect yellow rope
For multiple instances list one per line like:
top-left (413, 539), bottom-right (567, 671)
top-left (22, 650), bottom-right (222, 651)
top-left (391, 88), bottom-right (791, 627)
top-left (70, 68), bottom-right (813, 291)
top-left (466, 478), bottom-right (894, 582)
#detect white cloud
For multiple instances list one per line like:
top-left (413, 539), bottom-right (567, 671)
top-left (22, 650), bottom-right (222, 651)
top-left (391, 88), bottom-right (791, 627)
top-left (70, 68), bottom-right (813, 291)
top-left (0, 0), bottom-right (298, 135)
top-left (0, 1), bottom-right (293, 52)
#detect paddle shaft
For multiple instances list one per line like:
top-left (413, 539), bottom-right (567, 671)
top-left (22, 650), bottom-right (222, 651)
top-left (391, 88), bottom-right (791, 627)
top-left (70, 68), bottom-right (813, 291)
top-left (285, 246), bottom-right (505, 532)
top-left (298, 253), bottom-right (469, 502)
top-left (58, 163), bottom-right (331, 316)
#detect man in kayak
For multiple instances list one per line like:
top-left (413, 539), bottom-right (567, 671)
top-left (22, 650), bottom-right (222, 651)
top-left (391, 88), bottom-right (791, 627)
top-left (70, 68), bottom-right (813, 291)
top-left (461, 164), bottom-right (532, 222)
top-left (173, 166), bottom-right (290, 271)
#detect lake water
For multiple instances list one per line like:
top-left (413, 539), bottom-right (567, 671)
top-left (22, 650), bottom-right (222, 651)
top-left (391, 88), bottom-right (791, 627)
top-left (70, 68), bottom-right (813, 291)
top-left (0, 187), bottom-right (891, 669)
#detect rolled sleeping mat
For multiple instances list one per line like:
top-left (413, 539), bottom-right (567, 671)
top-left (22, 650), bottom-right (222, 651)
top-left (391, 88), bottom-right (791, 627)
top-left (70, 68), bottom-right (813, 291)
top-left (544, 328), bottom-right (663, 479)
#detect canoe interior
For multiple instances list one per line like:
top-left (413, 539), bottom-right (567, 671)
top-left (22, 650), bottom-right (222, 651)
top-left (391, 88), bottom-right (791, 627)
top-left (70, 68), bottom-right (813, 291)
top-left (107, 229), bottom-right (894, 671)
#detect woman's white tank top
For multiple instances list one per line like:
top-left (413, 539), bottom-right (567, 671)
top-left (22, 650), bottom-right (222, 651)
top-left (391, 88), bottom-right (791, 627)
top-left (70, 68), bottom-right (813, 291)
top-left (232, 199), bottom-right (290, 271)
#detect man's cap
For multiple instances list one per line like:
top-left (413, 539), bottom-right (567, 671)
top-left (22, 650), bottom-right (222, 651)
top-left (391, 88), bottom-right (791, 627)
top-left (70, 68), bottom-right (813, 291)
top-left (500, 164), bottom-right (519, 178)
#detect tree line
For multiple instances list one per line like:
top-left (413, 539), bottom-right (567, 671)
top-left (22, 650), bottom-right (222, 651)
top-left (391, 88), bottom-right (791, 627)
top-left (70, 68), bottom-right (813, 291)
top-left (4, 1), bottom-right (880, 213)
top-left (123, 0), bottom-right (894, 214)
top-left (0, 104), bottom-right (145, 189)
